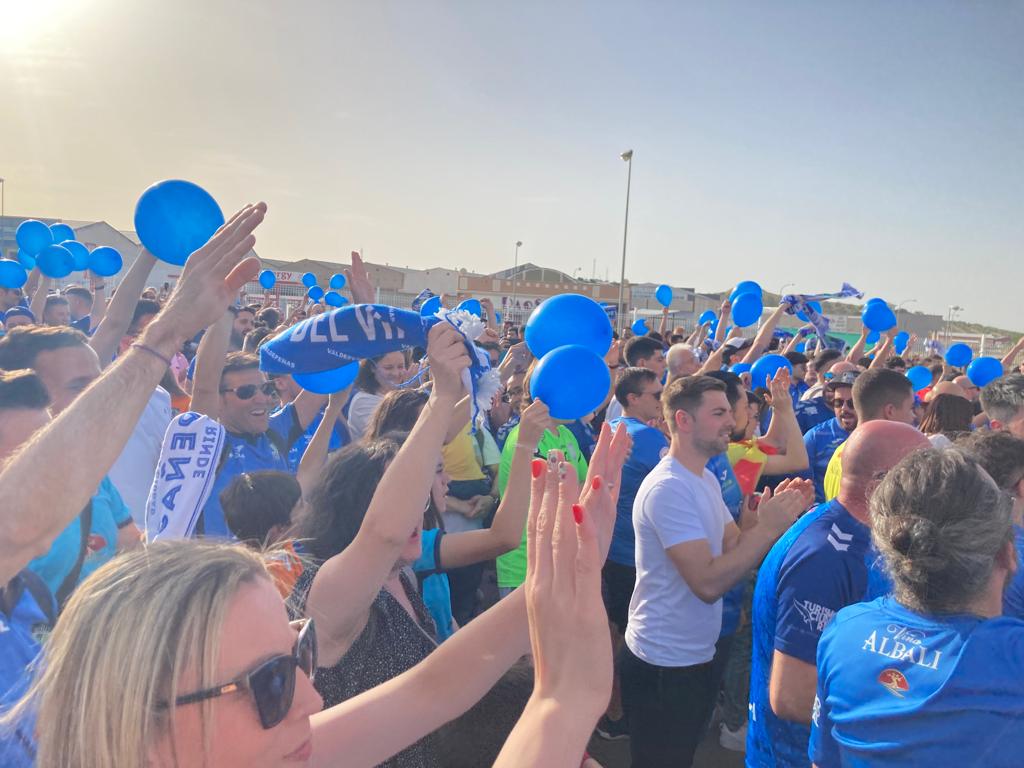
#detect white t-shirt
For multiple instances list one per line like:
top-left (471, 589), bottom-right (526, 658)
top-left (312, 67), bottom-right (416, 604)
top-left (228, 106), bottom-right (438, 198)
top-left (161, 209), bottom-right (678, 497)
top-left (605, 396), bottom-right (624, 424)
top-left (625, 454), bottom-right (733, 667)
top-left (347, 390), bottom-right (384, 440)
top-left (109, 386), bottom-right (173, 524)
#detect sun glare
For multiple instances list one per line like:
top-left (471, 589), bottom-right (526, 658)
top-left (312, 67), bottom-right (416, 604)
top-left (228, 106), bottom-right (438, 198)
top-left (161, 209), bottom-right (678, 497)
top-left (0, 0), bottom-right (81, 50)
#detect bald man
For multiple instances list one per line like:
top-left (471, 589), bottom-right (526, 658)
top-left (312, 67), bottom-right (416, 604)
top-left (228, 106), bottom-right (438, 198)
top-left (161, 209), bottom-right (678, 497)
top-left (926, 379), bottom-right (968, 402)
top-left (747, 421), bottom-right (929, 767)
top-left (952, 375), bottom-right (979, 402)
top-left (666, 343), bottom-right (700, 379)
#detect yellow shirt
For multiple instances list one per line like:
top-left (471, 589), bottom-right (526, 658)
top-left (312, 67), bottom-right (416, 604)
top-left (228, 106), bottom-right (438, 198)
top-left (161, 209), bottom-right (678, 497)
top-left (442, 428), bottom-right (486, 482)
top-left (823, 440), bottom-right (846, 501)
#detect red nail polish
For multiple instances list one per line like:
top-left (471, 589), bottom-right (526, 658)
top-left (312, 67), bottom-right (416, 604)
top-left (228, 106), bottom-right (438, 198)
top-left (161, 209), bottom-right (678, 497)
top-left (572, 504), bottom-right (584, 524)
top-left (592, 477), bottom-right (602, 491)
top-left (531, 459), bottom-right (545, 478)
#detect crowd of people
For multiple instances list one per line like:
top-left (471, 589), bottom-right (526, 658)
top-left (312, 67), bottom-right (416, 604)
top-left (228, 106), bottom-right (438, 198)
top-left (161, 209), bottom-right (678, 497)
top-left (1, 206), bottom-right (1024, 768)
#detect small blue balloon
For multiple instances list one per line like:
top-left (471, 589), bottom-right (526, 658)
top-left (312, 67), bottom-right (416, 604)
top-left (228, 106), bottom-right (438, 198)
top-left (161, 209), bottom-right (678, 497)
top-left (15, 220), bottom-right (53, 257)
top-left (531, 345), bottom-right (612, 420)
top-left (458, 298), bottom-right (482, 317)
top-left (631, 319), bottom-right (648, 335)
top-left (49, 223), bottom-right (75, 243)
top-left (894, 331), bottom-right (910, 354)
top-left (16, 250), bottom-right (35, 270)
top-left (655, 284), bottom-right (673, 307)
top-left (308, 285), bottom-right (325, 302)
top-left (730, 280), bottom-right (762, 302)
top-left (420, 295), bottom-right (442, 316)
top-left (294, 362), bottom-right (359, 395)
top-left (258, 270), bottom-right (276, 290)
top-left (795, 342), bottom-right (806, 353)
top-left (134, 179), bottom-right (225, 266)
top-left (301, 272), bottom-right (317, 288)
top-left (749, 354), bottom-right (793, 390)
top-left (60, 240), bottom-right (90, 271)
top-left (88, 247), bottom-right (122, 277)
top-left (862, 301), bottom-right (896, 332)
top-left (866, 330), bottom-right (880, 345)
top-left (495, 311), bottom-right (502, 323)
top-left (324, 291), bottom-right (344, 307)
top-left (796, 300), bottom-right (822, 323)
top-left (37, 244), bottom-right (75, 279)
top-left (0, 260), bottom-right (28, 289)
top-left (730, 362), bottom-right (752, 375)
top-left (731, 292), bottom-right (763, 328)
top-left (329, 273), bottom-right (346, 290)
top-left (945, 343), bottom-right (973, 368)
top-left (967, 357), bottom-right (1003, 388)
top-left (525, 293), bottom-right (613, 359)
top-left (698, 309), bottom-right (717, 326)
top-left (906, 365), bottom-right (932, 390)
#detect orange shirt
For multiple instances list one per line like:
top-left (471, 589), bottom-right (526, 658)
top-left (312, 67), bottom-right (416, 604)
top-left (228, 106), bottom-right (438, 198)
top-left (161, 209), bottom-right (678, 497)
top-left (265, 540), bottom-right (304, 598)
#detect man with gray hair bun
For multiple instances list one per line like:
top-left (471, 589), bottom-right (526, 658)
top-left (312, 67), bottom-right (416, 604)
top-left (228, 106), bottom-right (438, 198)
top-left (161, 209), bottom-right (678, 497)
top-left (666, 343), bottom-right (700, 380)
top-left (980, 373), bottom-right (1024, 438)
top-left (810, 446), bottom-right (1024, 767)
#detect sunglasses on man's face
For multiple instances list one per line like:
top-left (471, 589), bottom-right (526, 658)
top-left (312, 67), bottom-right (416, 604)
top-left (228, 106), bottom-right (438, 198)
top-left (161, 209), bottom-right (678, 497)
top-left (220, 382), bottom-right (278, 400)
top-left (170, 618), bottom-right (317, 730)
top-left (834, 397), bottom-right (855, 410)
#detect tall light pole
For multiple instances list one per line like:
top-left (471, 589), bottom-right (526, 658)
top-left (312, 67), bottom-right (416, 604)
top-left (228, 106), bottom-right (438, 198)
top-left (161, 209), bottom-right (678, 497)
top-left (511, 240), bottom-right (522, 322)
top-left (778, 282), bottom-right (795, 299)
top-left (896, 299), bottom-right (917, 330)
top-left (945, 304), bottom-right (963, 344)
top-left (617, 149), bottom-right (633, 333)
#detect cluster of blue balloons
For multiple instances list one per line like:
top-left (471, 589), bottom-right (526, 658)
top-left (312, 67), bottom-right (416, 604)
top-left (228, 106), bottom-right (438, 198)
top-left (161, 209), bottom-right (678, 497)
top-left (730, 281), bottom-right (763, 328)
top-left (525, 294), bottom-right (612, 420)
top-left (6, 220), bottom-right (122, 287)
top-left (418, 295), bottom-right (487, 319)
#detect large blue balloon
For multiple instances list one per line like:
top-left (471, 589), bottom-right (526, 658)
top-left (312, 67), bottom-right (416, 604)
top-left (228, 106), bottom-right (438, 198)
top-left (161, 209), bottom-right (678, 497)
top-left (906, 365), bottom-right (932, 390)
top-left (258, 270), bottom-right (276, 290)
top-left (15, 220), bottom-right (52, 257)
top-left (893, 331), bottom-right (910, 354)
top-left (16, 250), bottom-right (35, 270)
top-left (0, 260), bottom-right (28, 289)
top-left (301, 272), bottom-right (317, 288)
top-left (862, 301), bottom-right (896, 332)
top-left (749, 354), bottom-right (792, 390)
top-left (60, 240), bottom-right (90, 271)
top-left (731, 292), bottom-right (763, 328)
top-left (329, 273), bottom-right (346, 290)
top-left (49, 223), bottom-right (75, 243)
top-left (631, 319), bottom-right (648, 335)
top-left (967, 357), bottom-right (1003, 388)
top-left (308, 285), bottom-right (325, 302)
top-left (525, 293), bottom-right (612, 359)
top-left (457, 298), bottom-right (482, 317)
top-left (866, 297), bottom-right (887, 306)
top-left (134, 180), bottom-right (225, 266)
top-left (420, 295), bottom-right (442, 316)
top-left (945, 343), bottom-right (973, 368)
top-left (655, 284), bottom-right (673, 307)
top-left (294, 362), bottom-right (359, 395)
top-left (37, 244), bottom-right (75, 278)
top-left (796, 301), bottom-right (822, 323)
top-left (324, 291), bottom-right (344, 307)
top-left (88, 247), bottom-right (123, 277)
top-left (730, 280), bottom-right (762, 302)
top-left (530, 345), bottom-right (611, 420)
top-left (698, 309), bottom-right (717, 326)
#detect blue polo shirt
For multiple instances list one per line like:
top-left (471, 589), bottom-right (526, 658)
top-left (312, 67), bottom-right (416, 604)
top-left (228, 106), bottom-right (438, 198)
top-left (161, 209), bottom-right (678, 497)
top-left (803, 418), bottom-right (850, 503)
top-left (794, 396), bottom-right (834, 435)
top-left (1004, 525), bottom-right (1024, 619)
top-left (747, 499), bottom-right (872, 768)
top-left (811, 597), bottom-right (1024, 767)
top-left (707, 452), bottom-right (746, 638)
top-left (285, 406), bottom-right (351, 471)
top-left (606, 417), bottom-right (669, 567)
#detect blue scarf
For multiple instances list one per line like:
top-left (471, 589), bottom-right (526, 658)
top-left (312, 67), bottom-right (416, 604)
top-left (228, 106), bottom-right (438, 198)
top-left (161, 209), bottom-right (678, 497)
top-left (781, 283), bottom-right (863, 346)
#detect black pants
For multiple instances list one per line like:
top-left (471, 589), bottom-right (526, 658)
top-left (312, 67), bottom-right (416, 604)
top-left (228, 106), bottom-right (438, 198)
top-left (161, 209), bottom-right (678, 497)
top-left (620, 645), bottom-right (716, 768)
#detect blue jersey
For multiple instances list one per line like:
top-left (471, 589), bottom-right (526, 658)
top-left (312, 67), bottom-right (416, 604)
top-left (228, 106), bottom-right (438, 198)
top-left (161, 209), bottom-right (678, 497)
top-left (606, 417), bottom-right (669, 567)
top-left (707, 452), bottom-right (745, 637)
top-left (201, 405), bottom-right (300, 538)
top-left (285, 406), bottom-right (351, 471)
top-left (789, 380), bottom-right (810, 408)
top-left (802, 418), bottom-right (850, 503)
top-left (794, 396), bottom-right (833, 435)
top-left (1004, 525), bottom-right (1024, 619)
top-left (414, 528), bottom-right (452, 641)
top-left (811, 597), bottom-right (1024, 767)
top-left (747, 500), bottom-right (871, 768)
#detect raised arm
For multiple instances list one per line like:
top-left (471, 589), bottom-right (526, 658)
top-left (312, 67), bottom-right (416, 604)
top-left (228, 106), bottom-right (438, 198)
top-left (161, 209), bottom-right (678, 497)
top-left (296, 391), bottom-right (348, 498)
top-left (714, 299), bottom-right (731, 345)
top-left (28, 269), bottom-right (47, 321)
top-left (344, 250), bottom-right (375, 304)
top-left (0, 204), bottom-right (265, 585)
top-left (89, 248), bottom-right (158, 368)
top-left (88, 274), bottom-right (108, 330)
top-left (1002, 336), bottom-right (1024, 369)
top-left (782, 327), bottom-right (808, 355)
top-left (742, 304), bottom-right (788, 364)
top-left (868, 330), bottom-right (895, 370)
top-left (658, 306), bottom-right (670, 337)
top-left (188, 312), bottom-right (232, 418)
top-left (290, 389), bottom-right (331, 432)
top-left (846, 326), bottom-right (869, 363)
top-left (761, 369), bottom-right (810, 475)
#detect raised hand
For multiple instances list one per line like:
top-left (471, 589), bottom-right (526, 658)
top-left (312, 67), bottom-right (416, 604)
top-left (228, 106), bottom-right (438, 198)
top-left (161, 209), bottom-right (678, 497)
top-left (345, 250), bottom-right (374, 304)
top-left (578, 421), bottom-right (632, 560)
top-left (769, 367), bottom-right (794, 413)
top-left (518, 399), bottom-right (552, 449)
top-left (756, 477), bottom-right (814, 535)
top-left (426, 322), bottom-right (471, 402)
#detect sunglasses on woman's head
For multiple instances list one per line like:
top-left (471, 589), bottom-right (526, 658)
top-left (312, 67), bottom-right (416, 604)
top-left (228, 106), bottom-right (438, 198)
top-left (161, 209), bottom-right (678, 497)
top-left (168, 618), bottom-right (317, 730)
top-left (220, 382), bottom-right (278, 400)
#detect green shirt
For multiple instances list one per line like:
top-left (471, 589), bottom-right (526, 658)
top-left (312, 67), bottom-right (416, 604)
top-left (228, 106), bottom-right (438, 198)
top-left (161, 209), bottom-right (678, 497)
top-left (495, 424), bottom-right (588, 588)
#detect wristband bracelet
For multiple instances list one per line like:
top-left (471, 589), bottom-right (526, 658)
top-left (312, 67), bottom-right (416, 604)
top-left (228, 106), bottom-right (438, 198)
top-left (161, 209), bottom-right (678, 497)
top-left (131, 342), bottom-right (173, 368)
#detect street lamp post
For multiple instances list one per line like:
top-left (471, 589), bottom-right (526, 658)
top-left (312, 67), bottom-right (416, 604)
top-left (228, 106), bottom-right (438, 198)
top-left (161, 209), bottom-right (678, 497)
top-left (617, 150), bottom-right (633, 334)
top-left (778, 282), bottom-right (795, 300)
top-left (511, 240), bottom-right (522, 323)
top-left (896, 299), bottom-right (918, 331)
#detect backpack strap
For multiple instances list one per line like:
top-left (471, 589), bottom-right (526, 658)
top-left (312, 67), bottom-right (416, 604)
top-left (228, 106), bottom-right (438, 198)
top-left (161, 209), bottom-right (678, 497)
top-left (20, 569), bottom-right (57, 628)
top-left (55, 500), bottom-right (93, 611)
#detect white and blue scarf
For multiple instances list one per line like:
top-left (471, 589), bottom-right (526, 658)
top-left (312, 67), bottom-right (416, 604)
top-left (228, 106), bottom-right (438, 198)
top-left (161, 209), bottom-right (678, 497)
top-left (781, 283), bottom-right (864, 346)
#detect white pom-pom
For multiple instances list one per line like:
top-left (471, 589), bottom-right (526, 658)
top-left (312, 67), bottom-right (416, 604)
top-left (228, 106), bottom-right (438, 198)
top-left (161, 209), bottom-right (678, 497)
top-left (438, 308), bottom-right (486, 342)
top-left (474, 367), bottom-right (502, 414)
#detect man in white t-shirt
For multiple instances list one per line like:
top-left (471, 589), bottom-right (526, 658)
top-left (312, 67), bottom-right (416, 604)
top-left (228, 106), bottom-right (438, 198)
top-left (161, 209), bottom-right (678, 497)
top-left (606, 335), bottom-right (667, 423)
top-left (621, 374), bottom-right (812, 767)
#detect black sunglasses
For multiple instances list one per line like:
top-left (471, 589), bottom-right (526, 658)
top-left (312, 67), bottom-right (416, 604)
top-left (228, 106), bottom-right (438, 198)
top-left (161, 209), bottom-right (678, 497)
top-left (834, 397), bottom-right (855, 409)
top-left (220, 382), bottom-right (278, 400)
top-left (170, 618), bottom-right (317, 729)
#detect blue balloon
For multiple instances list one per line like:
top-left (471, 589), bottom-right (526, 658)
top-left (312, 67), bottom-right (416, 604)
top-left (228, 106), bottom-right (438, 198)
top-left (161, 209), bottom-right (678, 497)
top-left (258, 270), bottom-right (276, 290)
top-left (631, 319), bottom-right (648, 335)
top-left (495, 311), bottom-right (502, 323)
top-left (730, 362), bottom-right (752, 374)
top-left (308, 285), bottom-right (325, 302)
top-left (894, 331), bottom-right (910, 354)
top-left (324, 291), bottom-right (344, 307)
top-left (698, 309), bottom-right (717, 326)
top-left (420, 295), bottom-right (442, 316)
top-left (866, 330), bottom-right (880, 345)
top-left (795, 342), bottom-right (806, 353)
top-left (457, 298), bottom-right (482, 317)
top-left (530, 345), bottom-right (612, 420)
top-left (862, 301), bottom-right (896, 332)
top-left (749, 354), bottom-right (793, 390)
top-left (731, 292), bottom-right (763, 328)
top-left (967, 357), bottom-right (1003, 388)
top-left (15, 220), bottom-right (52, 257)
top-left (294, 362), bottom-right (359, 395)
top-left (329, 273), bottom-right (346, 290)
top-left (730, 280), bottom-right (762, 302)
top-left (16, 250), bottom-right (35, 270)
top-left (655, 284), bottom-right (673, 307)
top-left (945, 343), bottom-right (973, 368)
top-left (88, 246), bottom-right (122, 277)
top-left (866, 297), bottom-right (888, 306)
top-left (301, 272), bottom-right (317, 288)
top-left (525, 293), bottom-right (613, 359)
top-left (37, 244), bottom-right (75, 278)
top-left (134, 179), bottom-right (225, 266)
top-left (796, 301), bottom-right (822, 323)
top-left (49, 223), bottom-right (75, 243)
top-left (0, 260), bottom-right (28, 289)
top-left (60, 240), bottom-right (90, 271)
top-left (906, 365), bottom-right (932, 390)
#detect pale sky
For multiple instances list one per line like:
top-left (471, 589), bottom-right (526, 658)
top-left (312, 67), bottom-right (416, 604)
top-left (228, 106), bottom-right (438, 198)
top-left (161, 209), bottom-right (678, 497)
top-left (2, 1), bottom-right (1021, 328)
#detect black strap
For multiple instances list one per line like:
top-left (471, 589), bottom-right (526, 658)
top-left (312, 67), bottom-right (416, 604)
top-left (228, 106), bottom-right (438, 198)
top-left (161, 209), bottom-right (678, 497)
top-left (20, 570), bottom-right (57, 627)
top-left (55, 501), bottom-right (93, 610)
